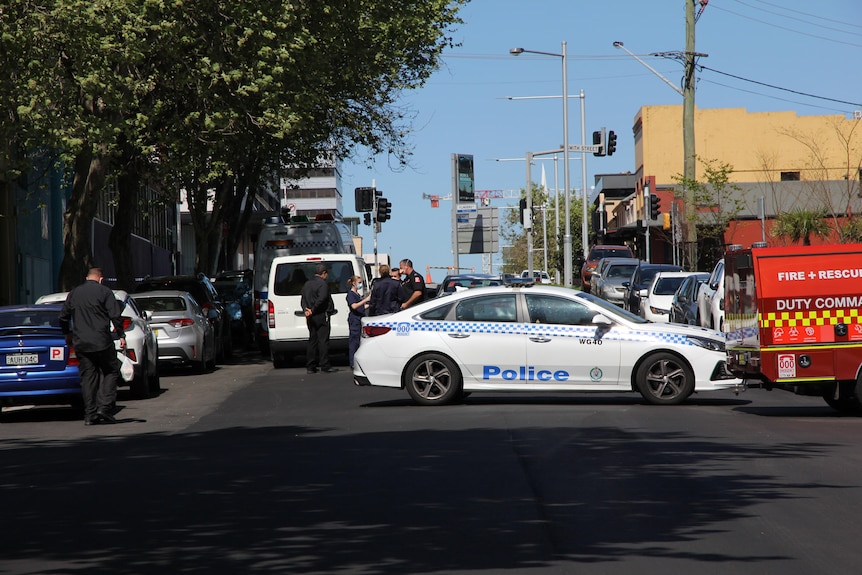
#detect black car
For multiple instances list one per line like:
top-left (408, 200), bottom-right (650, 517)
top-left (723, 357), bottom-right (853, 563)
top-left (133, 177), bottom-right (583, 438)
top-left (134, 273), bottom-right (233, 361)
top-left (669, 272), bottom-right (710, 325)
top-left (622, 263), bottom-right (684, 315)
top-left (213, 269), bottom-right (255, 348)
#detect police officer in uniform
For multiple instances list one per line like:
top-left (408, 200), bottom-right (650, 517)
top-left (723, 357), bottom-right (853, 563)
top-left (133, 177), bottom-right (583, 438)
top-left (399, 258), bottom-right (426, 310)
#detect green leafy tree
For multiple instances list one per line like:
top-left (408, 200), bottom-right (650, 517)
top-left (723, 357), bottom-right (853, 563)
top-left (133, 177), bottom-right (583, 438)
top-left (500, 184), bottom-right (583, 282)
top-left (771, 208), bottom-right (830, 246)
top-left (143, 0), bottom-right (467, 274)
top-left (1, 0), bottom-right (467, 286)
top-left (672, 156), bottom-right (744, 270)
top-left (1, 0), bottom-right (161, 289)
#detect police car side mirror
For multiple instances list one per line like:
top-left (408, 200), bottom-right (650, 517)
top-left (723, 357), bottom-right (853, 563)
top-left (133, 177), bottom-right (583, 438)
top-left (591, 314), bottom-right (613, 326)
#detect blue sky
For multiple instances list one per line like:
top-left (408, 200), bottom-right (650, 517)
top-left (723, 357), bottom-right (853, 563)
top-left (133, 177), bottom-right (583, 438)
top-left (341, 0), bottom-right (862, 282)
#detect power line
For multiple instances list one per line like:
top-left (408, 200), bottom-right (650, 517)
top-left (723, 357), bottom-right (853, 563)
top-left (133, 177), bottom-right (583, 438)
top-left (699, 65), bottom-right (862, 109)
top-left (727, 0), bottom-right (862, 37)
top-left (700, 78), bottom-right (850, 114)
top-left (709, 4), bottom-right (862, 49)
top-left (740, 0), bottom-right (862, 31)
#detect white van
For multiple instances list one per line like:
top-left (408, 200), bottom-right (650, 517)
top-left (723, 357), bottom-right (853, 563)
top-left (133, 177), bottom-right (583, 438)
top-left (253, 215), bottom-right (355, 353)
top-left (267, 253), bottom-right (371, 368)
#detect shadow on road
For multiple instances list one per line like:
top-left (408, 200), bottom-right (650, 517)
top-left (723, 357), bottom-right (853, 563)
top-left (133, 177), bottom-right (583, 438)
top-left (0, 420), bottom-right (836, 573)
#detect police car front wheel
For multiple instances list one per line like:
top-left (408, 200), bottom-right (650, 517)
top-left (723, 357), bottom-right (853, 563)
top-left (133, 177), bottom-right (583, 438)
top-left (635, 352), bottom-right (695, 405)
top-left (405, 353), bottom-right (462, 406)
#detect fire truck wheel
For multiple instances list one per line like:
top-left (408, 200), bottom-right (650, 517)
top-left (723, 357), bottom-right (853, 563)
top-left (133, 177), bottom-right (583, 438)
top-left (635, 352), bottom-right (695, 405)
top-left (822, 382), bottom-right (862, 414)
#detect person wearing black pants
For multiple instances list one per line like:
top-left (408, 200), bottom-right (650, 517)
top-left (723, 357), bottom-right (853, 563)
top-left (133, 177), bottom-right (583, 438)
top-left (59, 267), bottom-right (126, 425)
top-left (301, 263), bottom-right (337, 374)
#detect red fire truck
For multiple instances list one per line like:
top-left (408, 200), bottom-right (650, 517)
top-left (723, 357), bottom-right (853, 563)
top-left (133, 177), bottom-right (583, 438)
top-left (724, 242), bottom-right (862, 413)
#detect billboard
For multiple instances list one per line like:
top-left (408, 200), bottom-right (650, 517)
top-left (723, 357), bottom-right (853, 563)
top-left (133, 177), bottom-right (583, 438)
top-left (454, 154), bottom-right (475, 203)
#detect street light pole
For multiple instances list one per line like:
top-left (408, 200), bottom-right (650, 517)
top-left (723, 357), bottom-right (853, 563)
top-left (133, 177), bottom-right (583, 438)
top-left (525, 151), bottom-right (533, 275)
top-left (613, 30), bottom-right (706, 270)
top-left (510, 42), bottom-right (573, 287)
top-left (561, 41), bottom-right (572, 287)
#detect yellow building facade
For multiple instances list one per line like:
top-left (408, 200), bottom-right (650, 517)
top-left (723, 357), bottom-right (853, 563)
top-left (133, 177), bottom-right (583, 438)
top-left (634, 105), bottom-right (861, 186)
top-left (600, 105), bottom-right (861, 268)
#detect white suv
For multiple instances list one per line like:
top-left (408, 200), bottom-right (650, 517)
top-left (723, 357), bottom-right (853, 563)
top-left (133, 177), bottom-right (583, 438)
top-left (697, 260), bottom-right (725, 331)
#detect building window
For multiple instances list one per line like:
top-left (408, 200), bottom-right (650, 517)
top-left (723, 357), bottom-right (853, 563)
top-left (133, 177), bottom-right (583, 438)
top-left (780, 171), bottom-right (800, 181)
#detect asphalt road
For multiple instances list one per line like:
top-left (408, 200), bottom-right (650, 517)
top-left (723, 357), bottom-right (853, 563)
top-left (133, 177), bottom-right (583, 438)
top-left (3, 351), bottom-right (862, 575)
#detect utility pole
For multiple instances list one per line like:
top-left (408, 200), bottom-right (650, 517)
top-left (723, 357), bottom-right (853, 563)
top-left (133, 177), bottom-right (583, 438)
top-left (683, 0), bottom-right (698, 269)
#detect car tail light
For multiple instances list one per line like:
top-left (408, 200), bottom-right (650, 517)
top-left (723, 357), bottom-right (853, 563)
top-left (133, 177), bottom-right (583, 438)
top-left (169, 318), bottom-right (194, 328)
top-left (362, 325), bottom-right (392, 337)
top-left (268, 301), bottom-right (275, 329)
top-left (68, 347), bottom-right (79, 367)
top-left (122, 317), bottom-right (133, 330)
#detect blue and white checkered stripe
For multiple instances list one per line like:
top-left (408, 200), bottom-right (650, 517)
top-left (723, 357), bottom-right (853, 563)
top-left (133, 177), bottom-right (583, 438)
top-left (369, 320), bottom-right (700, 346)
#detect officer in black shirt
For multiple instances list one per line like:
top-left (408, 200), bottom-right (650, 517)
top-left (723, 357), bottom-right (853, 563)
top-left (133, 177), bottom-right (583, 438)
top-left (59, 267), bottom-right (126, 425)
top-left (399, 258), bottom-right (426, 310)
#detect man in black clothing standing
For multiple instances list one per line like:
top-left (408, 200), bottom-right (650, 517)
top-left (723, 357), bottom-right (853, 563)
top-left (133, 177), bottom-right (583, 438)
top-left (59, 267), bottom-right (126, 425)
top-left (399, 258), bottom-right (426, 310)
top-left (368, 264), bottom-right (403, 316)
top-left (301, 263), bottom-right (337, 374)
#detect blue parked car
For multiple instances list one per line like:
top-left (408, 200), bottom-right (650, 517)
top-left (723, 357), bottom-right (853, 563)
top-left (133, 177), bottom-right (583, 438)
top-left (0, 304), bottom-right (81, 415)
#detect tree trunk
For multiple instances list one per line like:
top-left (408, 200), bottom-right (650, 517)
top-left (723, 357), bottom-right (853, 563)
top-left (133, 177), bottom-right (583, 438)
top-left (109, 141), bottom-right (140, 291)
top-left (188, 179), bottom-right (220, 275)
top-left (58, 151), bottom-right (109, 291)
top-left (221, 161), bottom-right (261, 271)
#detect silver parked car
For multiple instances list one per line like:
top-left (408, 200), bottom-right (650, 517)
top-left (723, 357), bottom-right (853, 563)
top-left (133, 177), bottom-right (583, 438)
top-left (131, 290), bottom-right (216, 373)
top-left (35, 289), bottom-right (160, 398)
top-left (595, 258), bottom-right (641, 306)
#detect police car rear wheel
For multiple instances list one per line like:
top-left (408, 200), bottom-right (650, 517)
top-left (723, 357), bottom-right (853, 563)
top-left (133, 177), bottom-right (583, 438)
top-left (405, 353), bottom-right (462, 406)
top-left (636, 352), bottom-right (694, 405)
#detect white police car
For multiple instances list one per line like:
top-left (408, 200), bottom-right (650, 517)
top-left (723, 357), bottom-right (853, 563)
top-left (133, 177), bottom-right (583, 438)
top-left (353, 283), bottom-right (741, 405)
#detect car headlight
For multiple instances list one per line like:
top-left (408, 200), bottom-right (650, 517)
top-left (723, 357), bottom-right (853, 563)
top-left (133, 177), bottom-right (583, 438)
top-left (687, 335), bottom-right (725, 352)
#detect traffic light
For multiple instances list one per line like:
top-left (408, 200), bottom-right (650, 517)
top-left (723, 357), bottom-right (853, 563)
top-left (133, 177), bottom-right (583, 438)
top-left (363, 213), bottom-right (371, 226)
top-left (650, 193), bottom-right (660, 220)
top-left (519, 197), bottom-right (527, 225)
top-left (663, 212), bottom-right (671, 230)
top-left (376, 197), bottom-right (391, 222)
top-left (354, 187), bottom-right (374, 212)
top-left (607, 130), bottom-right (617, 156)
top-left (592, 128), bottom-right (606, 157)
